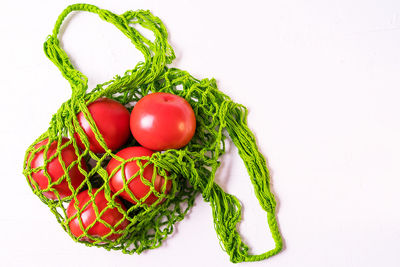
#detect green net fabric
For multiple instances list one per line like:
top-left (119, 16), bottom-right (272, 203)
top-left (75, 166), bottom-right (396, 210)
top-left (22, 3), bottom-right (283, 263)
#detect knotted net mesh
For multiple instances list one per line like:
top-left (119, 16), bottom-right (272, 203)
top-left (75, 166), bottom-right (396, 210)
top-left (22, 4), bottom-right (283, 263)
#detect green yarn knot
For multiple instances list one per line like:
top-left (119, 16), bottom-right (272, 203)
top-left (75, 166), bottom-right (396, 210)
top-left (22, 3), bottom-right (283, 263)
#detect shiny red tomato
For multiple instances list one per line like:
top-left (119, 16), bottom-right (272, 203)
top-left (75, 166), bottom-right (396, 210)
top-left (26, 137), bottom-right (87, 200)
top-left (66, 189), bottom-right (129, 242)
top-left (75, 98), bottom-right (130, 154)
top-left (130, 92), bottom-right (196, 151)
top-left (106, 146), bottom-right (172, 205)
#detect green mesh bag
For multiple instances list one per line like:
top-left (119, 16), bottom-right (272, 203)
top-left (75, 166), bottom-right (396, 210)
top-left (22, 4), bottom-right (283, 263)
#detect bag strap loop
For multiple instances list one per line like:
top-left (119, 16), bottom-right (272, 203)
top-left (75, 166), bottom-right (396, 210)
top-left (213, 101), bottom-right (283, 262)
top-left (44, 3), bottom-right (175, 98)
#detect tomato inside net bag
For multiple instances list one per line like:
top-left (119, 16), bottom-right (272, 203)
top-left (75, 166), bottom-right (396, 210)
top-left (22, 4), bottom-right (283, 263)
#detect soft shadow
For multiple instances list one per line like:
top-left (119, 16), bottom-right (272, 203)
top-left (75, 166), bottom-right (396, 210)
top-left (213, 136), bottom-right (234, 191)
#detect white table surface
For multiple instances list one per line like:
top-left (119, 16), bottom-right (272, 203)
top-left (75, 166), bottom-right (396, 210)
top-left (1, 0), bottom-right (399, 266)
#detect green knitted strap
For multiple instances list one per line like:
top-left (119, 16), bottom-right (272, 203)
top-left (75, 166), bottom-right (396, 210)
top-left (222, 102), bottom-right (283, 262)
top-left (23, 3), bottom-right (283, 263)
top-left (43, 3), bottom-right (175, 98)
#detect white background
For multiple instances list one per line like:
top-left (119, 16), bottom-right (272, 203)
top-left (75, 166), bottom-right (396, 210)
top-left (1, 0), bottom-right (399, 266)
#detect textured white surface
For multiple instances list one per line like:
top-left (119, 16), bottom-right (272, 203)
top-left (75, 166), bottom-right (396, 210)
top-left (1, 0), bottom-right (400, 266)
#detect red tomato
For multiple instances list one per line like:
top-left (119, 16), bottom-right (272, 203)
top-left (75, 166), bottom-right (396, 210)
top-left (75, 98), bottom-right (131, 154)
top-left (26, 137), bottom-right (87, 200)
top-left (66, 189), bottom-right (129, 242)
top-left (106, 146), bottom-right (172, 205)
top-left (130, 92), bottom-right (196, 151)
